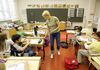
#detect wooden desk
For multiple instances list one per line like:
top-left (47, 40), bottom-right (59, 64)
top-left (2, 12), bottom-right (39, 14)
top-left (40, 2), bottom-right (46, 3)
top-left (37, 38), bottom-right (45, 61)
top-left (66, 30), bottom-right (76, 34)
top-left (5, 57), bottom-right (41, 70)
top-left (89, 56), bottom-right (100, 70)
top-left (24, 29), bottom-right (48, 38)
top-left (66, 30), bottom-right (75, 43)
top-left (76, 36), bottom-right (97, 45)
top-left (22, 37), bottom-right (45, 59)
top-left (66, 30), bottom-right (86, 43)
top-left (22, 38), bottom-right (44, 46)
top-left (34, 23), bottom-right (48, 29)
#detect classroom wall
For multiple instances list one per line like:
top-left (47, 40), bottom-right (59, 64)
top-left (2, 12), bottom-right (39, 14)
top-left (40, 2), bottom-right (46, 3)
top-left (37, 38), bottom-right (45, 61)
top-left (95, 0), bottom-right (100, 17)
top-left (16, 0), bottom-right (96, 28)
top-left (95, 0), bottom-right (100, 31)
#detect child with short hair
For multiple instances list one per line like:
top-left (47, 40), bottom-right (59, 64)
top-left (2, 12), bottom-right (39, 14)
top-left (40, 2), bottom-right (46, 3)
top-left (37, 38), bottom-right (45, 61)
top-left (11, 34), bottom-right (36, 56)
top-left (17, 26), bottom-right (26, 37)
top-left (70, 26), bottom-right (82, 45)
top-left (92, 28), bottom-right (97, 36)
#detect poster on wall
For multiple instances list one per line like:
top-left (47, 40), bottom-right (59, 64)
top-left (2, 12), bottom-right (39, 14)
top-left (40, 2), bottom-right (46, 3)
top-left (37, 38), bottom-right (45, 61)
top-left (76, 8), bottom-right (84, 17)
top-left (68, 8), bottom-right (75, 18)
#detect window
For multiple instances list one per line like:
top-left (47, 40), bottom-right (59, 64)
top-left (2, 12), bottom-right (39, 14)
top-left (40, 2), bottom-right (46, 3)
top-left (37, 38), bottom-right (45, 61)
top-left (0, 0), bottom-right (17, 21)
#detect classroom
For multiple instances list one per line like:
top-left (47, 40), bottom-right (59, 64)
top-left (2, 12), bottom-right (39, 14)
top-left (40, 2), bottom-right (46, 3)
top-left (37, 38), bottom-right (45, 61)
top-left (0, 0), bottom-right (100, 70)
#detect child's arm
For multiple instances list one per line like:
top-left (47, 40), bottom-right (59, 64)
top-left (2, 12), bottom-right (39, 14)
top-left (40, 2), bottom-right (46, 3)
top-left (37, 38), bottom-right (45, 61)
top-left (19, 43), bottom-right (29, 51)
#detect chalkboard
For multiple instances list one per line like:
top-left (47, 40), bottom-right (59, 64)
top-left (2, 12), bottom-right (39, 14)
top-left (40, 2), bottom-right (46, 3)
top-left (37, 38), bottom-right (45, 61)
top-left (26, 8), bottom-right (84, 23)
top-left (26, 8), bottom-right (68, 22)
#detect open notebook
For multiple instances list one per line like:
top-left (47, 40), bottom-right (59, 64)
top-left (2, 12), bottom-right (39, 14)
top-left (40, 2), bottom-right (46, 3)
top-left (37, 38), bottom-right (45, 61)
top-left (29, 39), bottom-right (42, 44)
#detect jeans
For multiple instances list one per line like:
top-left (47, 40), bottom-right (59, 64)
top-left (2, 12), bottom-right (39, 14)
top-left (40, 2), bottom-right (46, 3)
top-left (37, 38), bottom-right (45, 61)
top-left (25, 47), bottom-right (36, 56)
top-left (50, 32), bottom-right (60, 54)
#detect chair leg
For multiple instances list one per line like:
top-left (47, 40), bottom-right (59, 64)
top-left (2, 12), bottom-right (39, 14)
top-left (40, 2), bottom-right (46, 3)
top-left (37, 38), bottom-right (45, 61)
top-left (43, 45), bottom-right (45, 60)
top-left (88, 63), bottom-right (92, 70)
top-left (95, 68), bottom-right (97, 70)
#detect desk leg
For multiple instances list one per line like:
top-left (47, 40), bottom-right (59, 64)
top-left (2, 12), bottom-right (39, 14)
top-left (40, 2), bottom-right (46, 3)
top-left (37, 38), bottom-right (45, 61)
top-left (95, 68), bottom-right (97, 70)
top-left (88, 63), bottom-right (97, 70)
top-left (74, 43), bottom-right (79, 57)
top-left (88, 63), bottom-right (92, 70)
top-left (43, 45), bottom-right (45, 60)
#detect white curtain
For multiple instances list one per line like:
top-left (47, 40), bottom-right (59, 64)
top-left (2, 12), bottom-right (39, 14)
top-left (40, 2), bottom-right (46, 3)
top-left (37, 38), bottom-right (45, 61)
top-left (0, 0), bottom-right (17, 21)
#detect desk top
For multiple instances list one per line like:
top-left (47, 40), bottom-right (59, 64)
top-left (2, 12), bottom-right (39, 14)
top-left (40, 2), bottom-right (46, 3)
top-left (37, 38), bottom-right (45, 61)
top-left (66, 29), bottom-right (86, 34)
top-left (89, 56), bottom-right (100, 70)
top-left (5, 56), bottom-right (41, 70)
top-left (24, 29), bottom-right (48, 38)
top-left (76, 36), bottom-right (97, 43)
top-left (22, 38), bottom-right (44, 46)
top-left (66, 30), bottom-right (75, 34)
top-left (92, 57), bottom-right (100, 64)
top-left (7, 56), bottom-right (41, 60)
top-left (24, 30), bottom-right (47, 35)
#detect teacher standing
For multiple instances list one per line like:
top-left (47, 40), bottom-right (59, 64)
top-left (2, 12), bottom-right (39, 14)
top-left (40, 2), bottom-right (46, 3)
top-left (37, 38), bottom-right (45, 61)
top-left (42, 10), bottom-right (61, 58)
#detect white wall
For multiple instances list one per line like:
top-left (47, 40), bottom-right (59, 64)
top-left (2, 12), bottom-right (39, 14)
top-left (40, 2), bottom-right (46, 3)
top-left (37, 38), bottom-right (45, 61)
top-left (16, 0), bottom-right (96, 28)
top-left (95, 0), bottom-right (100, 17)
top-left (13, 0), bottom-right (19, 20)
top-left (95, 0), bottom-right (100, 31)
top-left (14, 0), bottom-right (19, 20)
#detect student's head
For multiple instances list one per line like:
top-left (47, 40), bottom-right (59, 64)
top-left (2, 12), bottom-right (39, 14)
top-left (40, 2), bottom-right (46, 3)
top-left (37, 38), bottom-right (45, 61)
top-left (95, 31), bottom-right (100, 40)
top-left (11, 34), bottom-right (21, 43)
top-left (77, 26), bottom-right (82, 32)
top-left (17, 26), bottom-right (23, 31)
top-left (93, 28), bottom-right (97, 33)
top-left (42, 10), bottom-right (51, 20)
top-left (74, 26), bottom-right (78, 30)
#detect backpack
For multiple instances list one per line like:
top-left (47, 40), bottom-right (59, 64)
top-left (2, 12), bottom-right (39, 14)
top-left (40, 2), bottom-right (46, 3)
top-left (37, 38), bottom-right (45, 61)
top-left (60, 42), bottom-right (68, 49)
top-left (44, 36), bottom-right (49, 47)
top-left (64, 57), bottom-right (79, 70)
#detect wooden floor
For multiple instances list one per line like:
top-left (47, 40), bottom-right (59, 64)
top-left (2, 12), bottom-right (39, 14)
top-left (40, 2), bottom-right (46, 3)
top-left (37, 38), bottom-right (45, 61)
top-left (40, 31), bottom-right (90, 70)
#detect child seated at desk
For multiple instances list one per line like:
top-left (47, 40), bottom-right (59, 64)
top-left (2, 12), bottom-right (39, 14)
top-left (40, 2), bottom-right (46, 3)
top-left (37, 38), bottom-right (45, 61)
top-left (33, 26), bottom-right (39, 37)
top-left (77, 31), bottom-right (100, 64)
top-left (17, 26), bottom-right (26, 37)
top-left (70, 26), bottom-right (82, 45)
top-left (92, 28), bottom-right (97, 37)
top-left (10, 34), bottom-right (36, 56)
